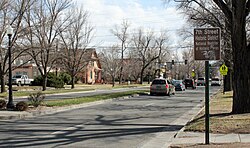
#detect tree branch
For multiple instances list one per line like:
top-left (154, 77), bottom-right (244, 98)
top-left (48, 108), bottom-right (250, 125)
top-left (213, 0), bottom-right (232, 23)
top-left (246, 0), bottom-right (250, 16)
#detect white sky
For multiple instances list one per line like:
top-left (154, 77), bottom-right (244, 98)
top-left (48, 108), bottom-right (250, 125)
top-left (74, 0), bottom-right (187, 51)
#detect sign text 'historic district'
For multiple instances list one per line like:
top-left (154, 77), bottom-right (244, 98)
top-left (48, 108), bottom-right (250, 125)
top-left (194, 28), bottom-right (221, 60)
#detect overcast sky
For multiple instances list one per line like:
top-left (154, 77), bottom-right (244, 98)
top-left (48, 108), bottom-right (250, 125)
top-left (74, 0), bottom-right (187, 50)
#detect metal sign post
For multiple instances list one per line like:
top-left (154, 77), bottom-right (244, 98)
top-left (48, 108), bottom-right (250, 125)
top-left (205, 61), bottom-right (210, 144)
top-left (194, 28), bottom-right (221, 145)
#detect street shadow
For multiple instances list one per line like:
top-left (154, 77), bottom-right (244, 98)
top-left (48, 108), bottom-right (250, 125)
top-left (210, 112), bottom-right (232, 117)
top-left (0, 114), bottom-right (183, 147)
top-left (0, 91), bottom-right (201, 147)
top-left (186, 112), bottom-right (233, 126)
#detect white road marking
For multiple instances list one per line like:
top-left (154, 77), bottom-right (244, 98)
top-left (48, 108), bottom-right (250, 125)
top-left (51, 124), bottom-right (84, 135)
top-left (144, 103), bottom-right (155, 107)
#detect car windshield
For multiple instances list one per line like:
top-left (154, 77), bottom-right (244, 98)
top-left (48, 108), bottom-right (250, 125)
top-left (212, 78), bottom-right (219, 81)
top-left (13, 75), bottom-right (22, 78)
top-left (152, 79), bottom-right (166, 85)
top-left (172, 80), bottom-right (181, 85)
top-left (185, 79), bottom-right (192, 83)
top-left (198, 78), bottom-right (204, 80)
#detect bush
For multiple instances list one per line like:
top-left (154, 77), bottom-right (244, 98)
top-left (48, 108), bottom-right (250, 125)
top-left (28, 92), bottom-right (45, 107)
top-left (59, 72), bottom-right (72, 85)
top-left (0, 99), bottom-right (6, 109)
top-left (32, 75), bottom-right (43, 86)
top-left (48, 76), bottom-right (64, 88)
top-left (32, 73), bottom-right (64, 88)
top-left (16, 101), bottom-right (28, 111)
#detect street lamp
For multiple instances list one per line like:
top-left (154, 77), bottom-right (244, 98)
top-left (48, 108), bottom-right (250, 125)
top-left (6, 24), bottom-right (14, 110)
top-left (164, 63), bottom-right (167, 79)
top-left (110, 68), bottom-right (114, 87)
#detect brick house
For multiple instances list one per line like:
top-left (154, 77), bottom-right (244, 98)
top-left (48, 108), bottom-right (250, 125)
top-left (12, 63), bottom-right (39, 79)
top-left (11, 48), bottom-right (102, 84)
top-left (77, 48), bottom-right (102, 84)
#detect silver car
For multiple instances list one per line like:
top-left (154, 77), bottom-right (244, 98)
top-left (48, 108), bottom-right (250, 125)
top-left (150, 78), bottom-right (175, 96)
top-left (211, 78), bottom-right (221, 86)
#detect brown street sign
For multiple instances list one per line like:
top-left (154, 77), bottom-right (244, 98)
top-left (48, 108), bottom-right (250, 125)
top-left (194, 28), bottom-right (221, 60)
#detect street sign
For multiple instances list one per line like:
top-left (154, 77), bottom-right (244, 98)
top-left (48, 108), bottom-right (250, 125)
top-left (191, 71), bottom-right (196, 77)
top-left (194, 28), bottom-right (221, 60)
top-left (220, 64), bottom-right (228, 75)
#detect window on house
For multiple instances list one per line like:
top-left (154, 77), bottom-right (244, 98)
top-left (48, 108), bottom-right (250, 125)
top-left (90, 71), bottom-right (92, 79)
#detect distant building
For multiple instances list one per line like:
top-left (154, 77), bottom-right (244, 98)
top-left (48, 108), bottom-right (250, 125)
top-left (11, 48), bottom-right (102, 84)
top-left (78, 48), bottom-right (102, 84)
top-left (12, 64), bottom-right (39, 79)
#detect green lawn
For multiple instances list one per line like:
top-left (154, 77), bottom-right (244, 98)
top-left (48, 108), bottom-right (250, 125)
top-left (0, 83), bottom-right (149, 98)
top-left (45, 90), bottom-right (148, 107)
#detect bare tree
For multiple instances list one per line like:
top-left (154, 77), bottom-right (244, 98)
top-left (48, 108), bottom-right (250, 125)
top-left (131, 28), bottom-right (169, 84)
top-left (59, 5), bottom-right (94, 89)
top-left (173, 0), bottom-right (250, 114)
top-left (111, 20), bottom-right (130, 84)
top-left (24, 0), bottom-right (71, 91)
top-left (99, 46), bottom-right (121, 87)
top-left (175, 0), bottom-right (233, 91)
top-left (0, 0), bottom-right (33, 93)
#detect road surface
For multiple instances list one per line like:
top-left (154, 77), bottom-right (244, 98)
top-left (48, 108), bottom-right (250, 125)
top-left (0, 86), bottom-right (220, 147)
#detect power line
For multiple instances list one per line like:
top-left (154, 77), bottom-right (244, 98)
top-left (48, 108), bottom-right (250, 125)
top-left (92, 28), bottom-right (185, 38)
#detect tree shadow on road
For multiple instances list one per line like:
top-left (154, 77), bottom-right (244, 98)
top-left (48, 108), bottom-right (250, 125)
top-left (0, 114), bottom-right (183, 147)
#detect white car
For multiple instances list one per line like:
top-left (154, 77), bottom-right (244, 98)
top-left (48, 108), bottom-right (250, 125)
top-left (211, 78), bottom-right (221, 86)
top-left (12, 75), bottom-right (34, 86)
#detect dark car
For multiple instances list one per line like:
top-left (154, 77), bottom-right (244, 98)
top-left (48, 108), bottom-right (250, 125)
top-left (183, 78), bottom-right (196, 89)
top-left (197, 77), bottom-right (205, 86)
top-left (172, 80), bottom-right (185, 91)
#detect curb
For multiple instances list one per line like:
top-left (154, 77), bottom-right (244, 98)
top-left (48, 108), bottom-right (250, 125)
top-left (173, 88), bottom-right (222, 139)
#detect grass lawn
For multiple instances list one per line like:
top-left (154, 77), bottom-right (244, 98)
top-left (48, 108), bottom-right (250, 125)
top-left (45, 90), bottom-right (148, 107)
top-left (184, 91), bottom-right (250, 134)
top-left (0, 83), bottom-right (149, 98)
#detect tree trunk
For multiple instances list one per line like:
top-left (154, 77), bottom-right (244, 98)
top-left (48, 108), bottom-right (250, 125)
top-left (112, 76), bottom-right (115, 87)
top-left (0, 75), bottom-right (6, 93)
top-left (71, 76), bottom-right (75, 89)
top-left (42, 75), bottom-right (47, 91)
top-left (119, 66), bottom-right (123, 84)
top-left (231, 1), bottom-right (250, 114)
top-left (119, 49), bottom-right (124, 85)
top-left (140, 69), bottom-right (144, 84)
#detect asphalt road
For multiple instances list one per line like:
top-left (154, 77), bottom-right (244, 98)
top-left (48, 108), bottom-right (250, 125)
top-left (0, 86), bottom-right (220, 148)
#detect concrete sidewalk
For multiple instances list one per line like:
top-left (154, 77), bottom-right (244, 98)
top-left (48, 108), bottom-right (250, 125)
top-left (170, 131), bottom-right (250, 147)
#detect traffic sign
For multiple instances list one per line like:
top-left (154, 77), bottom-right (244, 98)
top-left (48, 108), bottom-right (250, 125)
top-left (191, 71), bottom-right (196, 77)
top-left (220, 64), bottom-right (228, 75)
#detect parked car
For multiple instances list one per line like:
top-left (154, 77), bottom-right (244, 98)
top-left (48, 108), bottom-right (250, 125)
top-left (11, 75), bottom-right (34, 86)
top-left (211, 78), bottom-right (221, 86)
top-left (183, 78), bottom-right (196, 89)
top-left (172, 80), bottom-right (185, 91)
top-left (197, 77), bottom-right (205, 86)
top-left (150, 78), bottom-right (175, 96)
